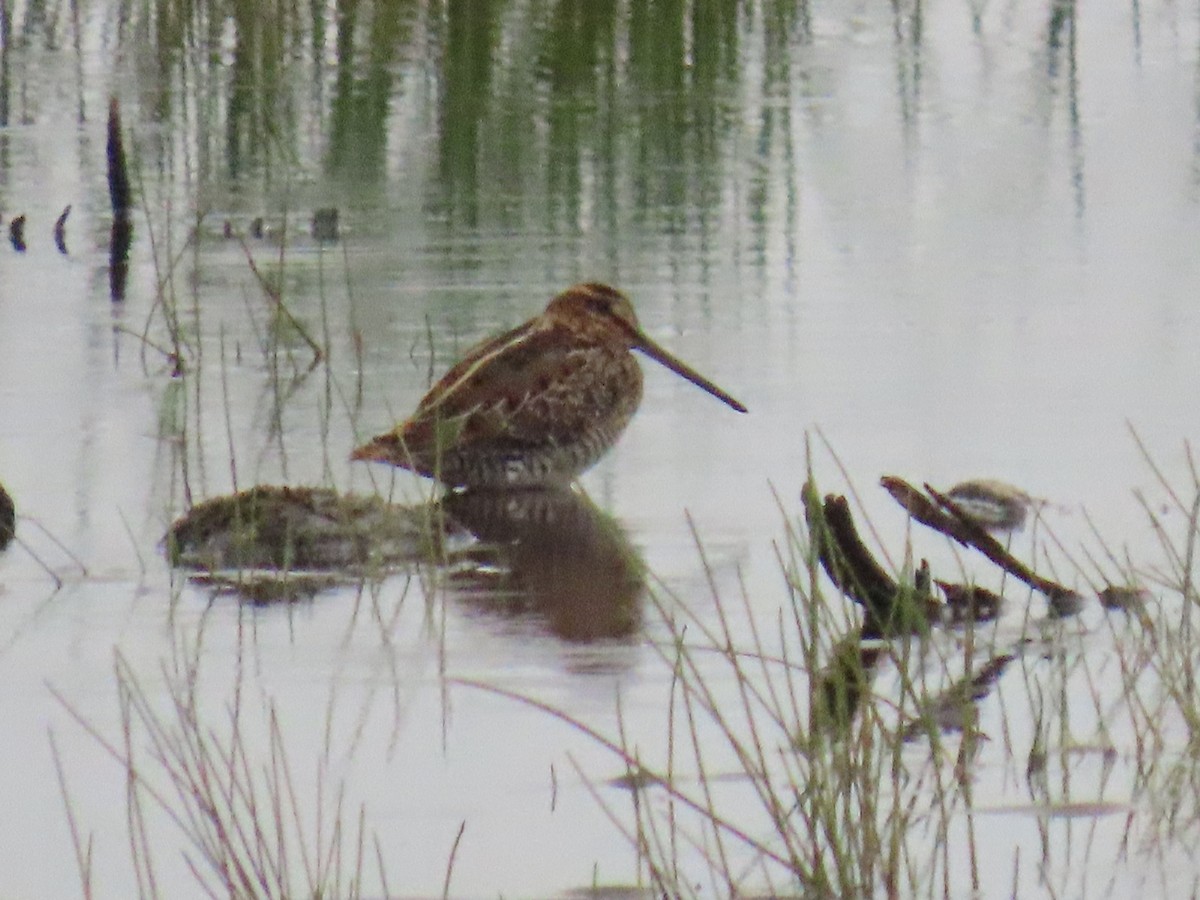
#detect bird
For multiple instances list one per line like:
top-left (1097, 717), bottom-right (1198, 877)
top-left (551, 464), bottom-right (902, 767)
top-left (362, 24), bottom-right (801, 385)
top-left (351, 282), bottom-right (747, 489)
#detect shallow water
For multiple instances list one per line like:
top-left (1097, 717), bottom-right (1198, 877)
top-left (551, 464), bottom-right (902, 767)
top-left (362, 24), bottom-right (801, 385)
top-left (3, 0), bottom-right (1200, 896)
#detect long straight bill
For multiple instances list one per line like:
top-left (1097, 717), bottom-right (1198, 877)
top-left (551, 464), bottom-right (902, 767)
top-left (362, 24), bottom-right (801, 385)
top-left (633, 333), bottom-right (748, 413)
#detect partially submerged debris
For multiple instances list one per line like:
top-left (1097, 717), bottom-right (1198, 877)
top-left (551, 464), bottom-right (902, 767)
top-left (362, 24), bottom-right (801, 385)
top-left (109, 215), bottom-right (132, 301)
top-left (804, 475), bottom-right (1085, 637)
top-left (803, 482), bottom-right (938, 636)
top-left (1098, 584), bottom-right (1150, 612)
top-left (945, 478), bottom-right (1033, 531)
top-left (165, 485), bottom-right (439, 572)
top-left (936, 580), bottom-right (1004, 624)
top-left (881, 476), bottom-right (1079, 608)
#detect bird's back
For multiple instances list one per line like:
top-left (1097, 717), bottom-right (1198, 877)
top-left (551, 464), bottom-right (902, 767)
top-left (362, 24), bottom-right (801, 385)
top-left (395, 321), bottom-right (644, 487)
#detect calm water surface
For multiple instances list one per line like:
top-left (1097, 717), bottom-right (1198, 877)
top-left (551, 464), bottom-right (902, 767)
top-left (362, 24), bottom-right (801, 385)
top-left (2, 1), bottom-right (1200, 896)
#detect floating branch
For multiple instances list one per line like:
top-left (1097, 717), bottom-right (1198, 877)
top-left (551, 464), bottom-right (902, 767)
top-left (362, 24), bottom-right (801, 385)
top-left (54, 205), bottom-right (71, 254)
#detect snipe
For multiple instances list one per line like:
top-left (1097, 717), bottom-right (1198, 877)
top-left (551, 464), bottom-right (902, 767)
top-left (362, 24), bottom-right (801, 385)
top-left (351, 282), bottom-right (746, 488)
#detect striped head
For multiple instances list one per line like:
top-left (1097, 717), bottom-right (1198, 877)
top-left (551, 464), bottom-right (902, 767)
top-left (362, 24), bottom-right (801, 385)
top-left (542, 283), bottom-right (642, 346)
top-left (546, 283), bottom-right (747, 413)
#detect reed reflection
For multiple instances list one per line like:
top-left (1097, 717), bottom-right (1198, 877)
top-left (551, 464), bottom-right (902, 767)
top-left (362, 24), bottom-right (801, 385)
top-left (443, 487), bottom-right (645, 643)
top-left (225, 0), bottom-right (287, 179)
top-left (326, 0), bottom-right (419, 183)
top-left (1045, 0), bottom-right (1085, 217)
top-left (812, 628), bottom-right (1013, 751)
top-left (437, 0), bottom-right (498, 226)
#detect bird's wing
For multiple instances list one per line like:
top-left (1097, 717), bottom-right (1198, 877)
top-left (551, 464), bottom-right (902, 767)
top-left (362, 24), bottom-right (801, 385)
top-left (400, 323), bottom-right (622, 453)
top-left (412, 319), bottom-right (537, 417)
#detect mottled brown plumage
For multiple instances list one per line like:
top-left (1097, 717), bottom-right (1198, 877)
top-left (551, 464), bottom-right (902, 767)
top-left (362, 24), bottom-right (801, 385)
top-left (351, 282), bottom-right (746, 488)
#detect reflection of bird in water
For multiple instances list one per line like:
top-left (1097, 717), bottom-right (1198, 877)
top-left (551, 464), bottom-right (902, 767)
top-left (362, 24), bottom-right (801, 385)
top-left (352, 283), bottom-right (746, 488)
top-left (444, 487), bottom-right (645, 644)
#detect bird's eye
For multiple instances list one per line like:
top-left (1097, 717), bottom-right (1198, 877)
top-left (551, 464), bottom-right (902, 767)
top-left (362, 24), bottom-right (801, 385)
top-left (587, 297), bottom-right (609, 314)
